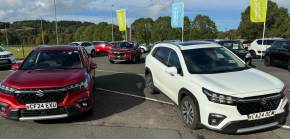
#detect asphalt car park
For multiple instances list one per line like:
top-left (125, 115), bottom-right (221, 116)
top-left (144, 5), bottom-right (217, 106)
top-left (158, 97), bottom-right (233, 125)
top-left (0, 55), bottom-right (289, 139)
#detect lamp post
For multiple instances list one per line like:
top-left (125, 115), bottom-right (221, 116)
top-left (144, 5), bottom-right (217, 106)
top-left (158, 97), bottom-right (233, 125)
top-left (53, 0), bottom-right (59, 45)
top-left (4, 24), bottom-right (8, 47)
top-left (111, 4), bottom-right (114, 42)
top-left (41, 18), bottom-right (44, 45)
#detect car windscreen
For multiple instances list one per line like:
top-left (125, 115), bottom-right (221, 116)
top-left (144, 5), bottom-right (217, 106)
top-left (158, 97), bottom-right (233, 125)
top-left (21, 50), bottom-right (83, 70)
top-left (182, 47), bottom-right (248, 74)
top-left (112, 42), bottom-right (134, 49)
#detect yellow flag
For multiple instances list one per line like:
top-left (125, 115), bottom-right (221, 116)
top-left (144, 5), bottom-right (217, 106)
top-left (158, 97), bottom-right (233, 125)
top-left (116, 9), bottom-right (127, 31)
top-left (250, 0), bottom-right (267, 23)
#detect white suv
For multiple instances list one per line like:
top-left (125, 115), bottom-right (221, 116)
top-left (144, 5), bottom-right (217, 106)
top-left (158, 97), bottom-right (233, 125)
top-left (249, 38), bottom-right (282, 58)
top-left (145, 41), bottom-right (289, 133)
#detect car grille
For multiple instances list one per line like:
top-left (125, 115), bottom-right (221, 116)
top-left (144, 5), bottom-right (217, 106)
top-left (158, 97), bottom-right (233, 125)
top-left (14, 88), bottom-right (67, 104)
top-left (112, 52), bottom-right (125, 57)
top-left (237, 93), bottom-right (282, 115)
top-left (20, 107), bottom-right (66, 117)
top-left (0, 55), bottom-right (8, 58)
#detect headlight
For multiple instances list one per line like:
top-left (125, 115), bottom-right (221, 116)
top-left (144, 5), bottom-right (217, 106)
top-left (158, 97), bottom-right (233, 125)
top-left (66, 75), bottom-right (89, 92)
top-left (202, 88), bottom-right (238, 105)
top-left (281, 86), bottom-right (287, 97)
top-left (0, 82), bottom-right (16, 95)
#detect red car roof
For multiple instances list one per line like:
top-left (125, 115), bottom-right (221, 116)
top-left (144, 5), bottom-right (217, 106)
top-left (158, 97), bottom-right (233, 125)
top-left (35, 45), bottom-right (80, 51)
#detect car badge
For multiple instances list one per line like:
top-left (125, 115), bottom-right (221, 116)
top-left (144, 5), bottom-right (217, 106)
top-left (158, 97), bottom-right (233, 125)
top-left (36, 90), bottom-right (45, 97)
top-left (260, 97), bottom-right (267, 106)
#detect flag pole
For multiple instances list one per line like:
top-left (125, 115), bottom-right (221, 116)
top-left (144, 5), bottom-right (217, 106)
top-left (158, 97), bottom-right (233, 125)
top-left (261, 0), bottom-right (268, 61)
top-left (182, 26), bottom-right (184, 42)
top-left (261, 21), bottom-right (266, 60)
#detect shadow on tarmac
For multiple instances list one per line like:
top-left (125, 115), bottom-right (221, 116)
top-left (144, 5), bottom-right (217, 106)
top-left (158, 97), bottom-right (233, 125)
top-left (36, 73), bottom-right (145, 124)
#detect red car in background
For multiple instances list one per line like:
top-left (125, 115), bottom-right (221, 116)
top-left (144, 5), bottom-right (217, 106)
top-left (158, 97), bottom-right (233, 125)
top-left (0, 45), bottom-right (97, 120)
top-left (93, 41), bottom-right (112, 55)
top-left (108, 41), bottom-right (142, 64)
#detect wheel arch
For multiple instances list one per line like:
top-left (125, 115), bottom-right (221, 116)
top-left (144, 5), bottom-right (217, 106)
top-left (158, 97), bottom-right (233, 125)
top-left (178, 88), bottom-right (201, 124)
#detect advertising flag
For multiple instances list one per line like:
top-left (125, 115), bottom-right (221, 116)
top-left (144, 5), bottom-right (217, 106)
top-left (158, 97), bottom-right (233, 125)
top-left (171, 2), bottom-right (184, 28)
top-left (116, 9), bottom-right (127, 31)
top-left (250, 0), bottom-right (267, 22)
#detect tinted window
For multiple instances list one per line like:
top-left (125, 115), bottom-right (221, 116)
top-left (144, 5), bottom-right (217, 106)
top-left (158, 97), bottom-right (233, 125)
top-left (154, 47), bottom-right (171, 65)
top-left (168, 50), bottom-right (182, 73)
top-left (257, 40), bottom-right (276, 45)
top-left (21, 50), bottom-right (83, 70)
top-left (113, 42), bottom-right (134, 49)
top-left (281, 41), bottom-right (290, 49)
top-left (271, 41), bottom-right (282, 49)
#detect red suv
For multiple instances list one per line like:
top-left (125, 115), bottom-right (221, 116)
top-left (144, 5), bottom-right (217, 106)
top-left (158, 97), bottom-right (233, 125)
top-left (108, 42), bottom-right (141, 64)
top-left (93, 41), bottom-right (112, 55)
top-left (0, 45), bottom-right (97, 120)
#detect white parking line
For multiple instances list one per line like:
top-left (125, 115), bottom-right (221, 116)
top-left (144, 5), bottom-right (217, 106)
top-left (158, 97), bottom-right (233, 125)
top-left (279, 125), bottom-right (290, 130)
top-left (96, 88), bottom-right (174, 105)
top-left (96, 69), bottom-right (145, 76)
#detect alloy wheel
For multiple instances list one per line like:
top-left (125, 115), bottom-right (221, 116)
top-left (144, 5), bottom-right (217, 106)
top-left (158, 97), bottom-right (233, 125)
top-left (181, 100), bottom-right (194, 125)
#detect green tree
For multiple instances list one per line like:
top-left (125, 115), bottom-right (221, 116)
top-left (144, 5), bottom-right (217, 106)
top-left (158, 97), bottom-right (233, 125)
top-left (237, 1), bottom-right (289, 40)
top-left (131, 18), bottom-right (154, 44)
top-left (191, 14), bottom-right (218, 39)
top-left (151, 16), bottom-right (180, 42)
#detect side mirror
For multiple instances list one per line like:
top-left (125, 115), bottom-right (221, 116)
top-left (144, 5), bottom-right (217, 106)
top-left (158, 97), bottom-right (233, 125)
top-left (90, 63), bottom-right (97, 69)
top-left (12, 63), bottom-right (21, 71)
top-left (165, 67), bottom-right (178, 76)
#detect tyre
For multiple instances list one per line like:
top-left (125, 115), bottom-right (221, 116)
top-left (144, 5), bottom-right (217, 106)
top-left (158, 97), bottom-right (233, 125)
top-left (145, 73), bottom-right (156, 94)
top-left (91, 50), bottom-right (96, 57)
top-left (109, 60), bottom-right (114, 64)
top-left (131, 56), bottom-right (137, 64)
top-left (179, 96), bottom-right (200, 129)
top-left (249, 50), bottom-right (256, 58)
top-left (288, 61), bottom-right (290, 72)
top-left (141, 48), bottom-right (145, 53)
top-left (264, 55), bottom-right (271, 67)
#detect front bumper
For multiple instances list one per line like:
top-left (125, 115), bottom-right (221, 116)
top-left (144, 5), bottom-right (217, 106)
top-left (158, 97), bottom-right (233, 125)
top-left (6, 106), bottom-right (83, 121)
top-left (0, 89), bottom-right (93, 121)
top-left (0, 58), bottom-right (15, 67)
top-left (201, 96), bottom-right (288, 133)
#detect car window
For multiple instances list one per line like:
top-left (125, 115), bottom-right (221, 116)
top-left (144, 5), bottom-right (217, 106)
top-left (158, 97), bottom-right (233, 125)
top-left (168, 50), bottom-right (182, 74)
top-left (257, 40), bottom-right (276, 45)
top-left (271, 41), bottom-right (282, 49)
top-left (281, 41), bottom-right (290, 49)
top-left (154, 47), bottom-right (171, 65)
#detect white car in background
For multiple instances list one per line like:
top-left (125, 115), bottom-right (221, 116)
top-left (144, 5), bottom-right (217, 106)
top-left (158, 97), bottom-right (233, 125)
top-left (71, 41), bottom-right (96, 57)
top-left (0, 46), bottom-right (16, 68)
top-left (145, 41), bottom-right (288, 133)
top-left (249, 38), bottom-right (283, 58)
top-left (139, 43), bottom-right (152, 53)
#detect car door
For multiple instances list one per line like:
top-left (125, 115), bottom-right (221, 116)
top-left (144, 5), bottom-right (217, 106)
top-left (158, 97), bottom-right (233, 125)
top-left (270, 41), bottom-right (283, 63)
top-left (150, 47), bottom-right (171, 93)
top-left (279, 41), bottom-right (290, 66)
top-left (163, 49), bottom-right (184, 102)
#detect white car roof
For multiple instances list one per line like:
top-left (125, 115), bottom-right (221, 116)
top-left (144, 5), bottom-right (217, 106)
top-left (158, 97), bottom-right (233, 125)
top-left (158, 41), bottom-right (221, 50)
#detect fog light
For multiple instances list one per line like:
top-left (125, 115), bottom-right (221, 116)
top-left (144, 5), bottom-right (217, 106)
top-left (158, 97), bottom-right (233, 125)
top-left (208, 113), bottom-right (226, 126)
top-left (0, 102), bottom-right (9, 112)
top-left (78, 99), bottom-right (89, 107)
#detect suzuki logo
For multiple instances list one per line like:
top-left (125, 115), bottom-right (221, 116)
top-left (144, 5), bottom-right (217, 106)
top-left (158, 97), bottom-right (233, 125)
top-left (35, 90), bottom-right (44, 97)
top-left (260, 97), bottom-right (267, 106)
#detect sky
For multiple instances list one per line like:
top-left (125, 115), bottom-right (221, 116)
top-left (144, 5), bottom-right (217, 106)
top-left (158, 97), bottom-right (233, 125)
top-left (0, 0), bottom-right (289, 31)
